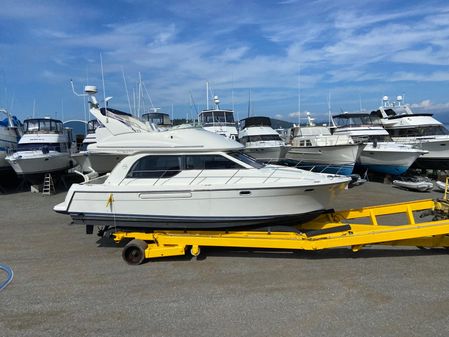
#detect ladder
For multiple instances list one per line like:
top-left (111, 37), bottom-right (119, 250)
top-left (42, 173), bottom-right (55, 195)
top-left (444, 177), bottom-right (449, 201)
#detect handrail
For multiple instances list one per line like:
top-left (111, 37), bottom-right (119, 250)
top-left (126, 160), bottom-right (350, 185)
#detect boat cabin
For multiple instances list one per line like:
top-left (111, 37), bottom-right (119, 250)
top-left (23, 118), bottom-right (64, 134)
top-left (125, 152), bottom-right (264, 179)
top-left (198, 109), bottom-right (236, 127)
top-left (142, 112), bottom-right (173, 127)
top-left (333, 113), bottom-right (381, 128)
top-left (240, 116), bottom-right (272, 129)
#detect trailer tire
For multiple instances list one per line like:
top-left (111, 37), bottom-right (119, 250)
top-left (122, 239), bottom-right (148, 265)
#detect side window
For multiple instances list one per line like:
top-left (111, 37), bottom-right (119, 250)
top-left (127, 155), bottom-right (181, 178)
top-left (185, 155), bottom-right (243, 170)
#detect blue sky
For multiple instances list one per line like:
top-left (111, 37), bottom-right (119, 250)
top-left (2, 0), bottom-right (449, 123)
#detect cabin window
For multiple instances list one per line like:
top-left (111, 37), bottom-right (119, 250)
top-left (185, 155), bottom-right (243, 170)
top-left (127, 155), bottom-right (182, 178)
top-left (228, 152), bottom-right (265, 169)
top-left (17, 143), bottom-right (62, 152)
top-left (391, 126), bottom-right (449, 137)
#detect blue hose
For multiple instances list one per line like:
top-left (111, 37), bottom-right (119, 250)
top-left (0, 264), bottom-right (13, 291)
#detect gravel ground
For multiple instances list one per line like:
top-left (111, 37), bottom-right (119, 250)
top-left (1, 181), bottom-right (449, 337)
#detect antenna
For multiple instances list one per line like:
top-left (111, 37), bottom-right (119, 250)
top-left (327, 91), bottom-right (332, 127)
top-left (142, 81), bottom-right (155, 109)
top-left (122, 67), bottom-right (133, 115)
top-left (61, 98), bottom-right (64, 122)
top-left (100, 53), bottom-right (107, 112)
top-left (247, 89), bottom-right (251, 118)
top-left (298, 64), bottom-right (301, 126)
top-left (32, 99), bottom-right (36, 118)
top-left (138, 72), bottom-right (142, 118)
top-left (206, 81), bottom-right (209, 110)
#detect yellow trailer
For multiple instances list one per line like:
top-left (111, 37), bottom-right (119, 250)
top-left (112, 198), bottom-right (449, 265)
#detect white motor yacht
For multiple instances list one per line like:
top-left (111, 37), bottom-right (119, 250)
top-left (238, 116), bottom-right (289, 162)
top-left (332, 112), bottom-right (427, 175)
top-left (0, 109), bottom-right (22, 173)
top-left (54, 87), bottom-right (351, 231)
top-left (6, 117), bottom-right (75, 183)
top-left (198, 96), bottom-right (238, 140)
top-left (371, 96), bottom-right (449, 170)
top-left (285, 113), bottom-right (363, 176)
top-left (54, 152), bottom-right (350, 230)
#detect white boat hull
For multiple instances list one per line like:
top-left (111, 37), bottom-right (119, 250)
top-left (358, 143), bottom-right (424, 175)
top-left (391, 136), bottom-right (449, 169)
top-left (6, 151), bottom-right (73, 183)
top-left (56, 181), bottom-right (347, 229)
top-left (285, 144), bottom-right (362, 175)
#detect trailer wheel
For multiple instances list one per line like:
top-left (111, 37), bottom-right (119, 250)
top-left (122, 239), bottom-right (148, 265)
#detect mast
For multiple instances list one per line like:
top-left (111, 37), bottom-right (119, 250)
top-left (206, 81), bottom-right (209, 110)
top-left (297, 64), bottom-right (301, 126)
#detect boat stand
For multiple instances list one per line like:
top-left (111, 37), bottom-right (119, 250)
top-left (111, 199), bottom-right (449, 265)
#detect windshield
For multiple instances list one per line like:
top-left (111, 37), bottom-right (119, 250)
top-left (228, 151), bottom-right (265, 168)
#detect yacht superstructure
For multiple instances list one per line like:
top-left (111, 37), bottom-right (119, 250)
top-left (198, 96), bottom-right (238, 140)
top-left (238, 116), bottom-right (289, 162)
top-left (371, 96), bottom-right (449, 169)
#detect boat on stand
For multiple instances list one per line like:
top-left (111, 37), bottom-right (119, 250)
top-left (54, 86), bottom-right (351, 231)
top-left (6, 117), bottom-right (76, 184)
top-left (370, 95), bottom-right (449, 170)
top-left (332, 112), bottom-right (427, 175)
top-left (238, 116), bottom-right (289, 162)
top-left (0, 108), bottom-right (22, 174)
top-left (284, 113), bottom-right (364, 176)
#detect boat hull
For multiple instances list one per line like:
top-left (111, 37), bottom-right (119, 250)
top-left (392, 137), bottom-right (449, 169)
top-left (357, 143), bottom-right (424, 175)
top-left (55, 182), bottom-right (348, 230)
top-left (6, 151), bottom-right (74, 184)
top-left (285, 144), bottom-right (362, 175)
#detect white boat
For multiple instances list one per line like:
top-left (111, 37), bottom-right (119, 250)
top-left (54, 87), bottom-right (351, 230)
top-left (6, 117), bottom-right (75, 184)
top-left (285, 114), bottom-right (363, 176)
top-left (371, 95), bottom-right (449, 170)
top-left (71, 119), bottom-right (98, 173)
top-left (0, 109), bottom-right (22, 173)
top-left (198, 96), bottom-right (238, 140)
top-left (332, 112), bottom-right (427, 175)
top-left (238, 116), bottom-right (289, 162)
top-left (392, 178), bottom-right (434, 192)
